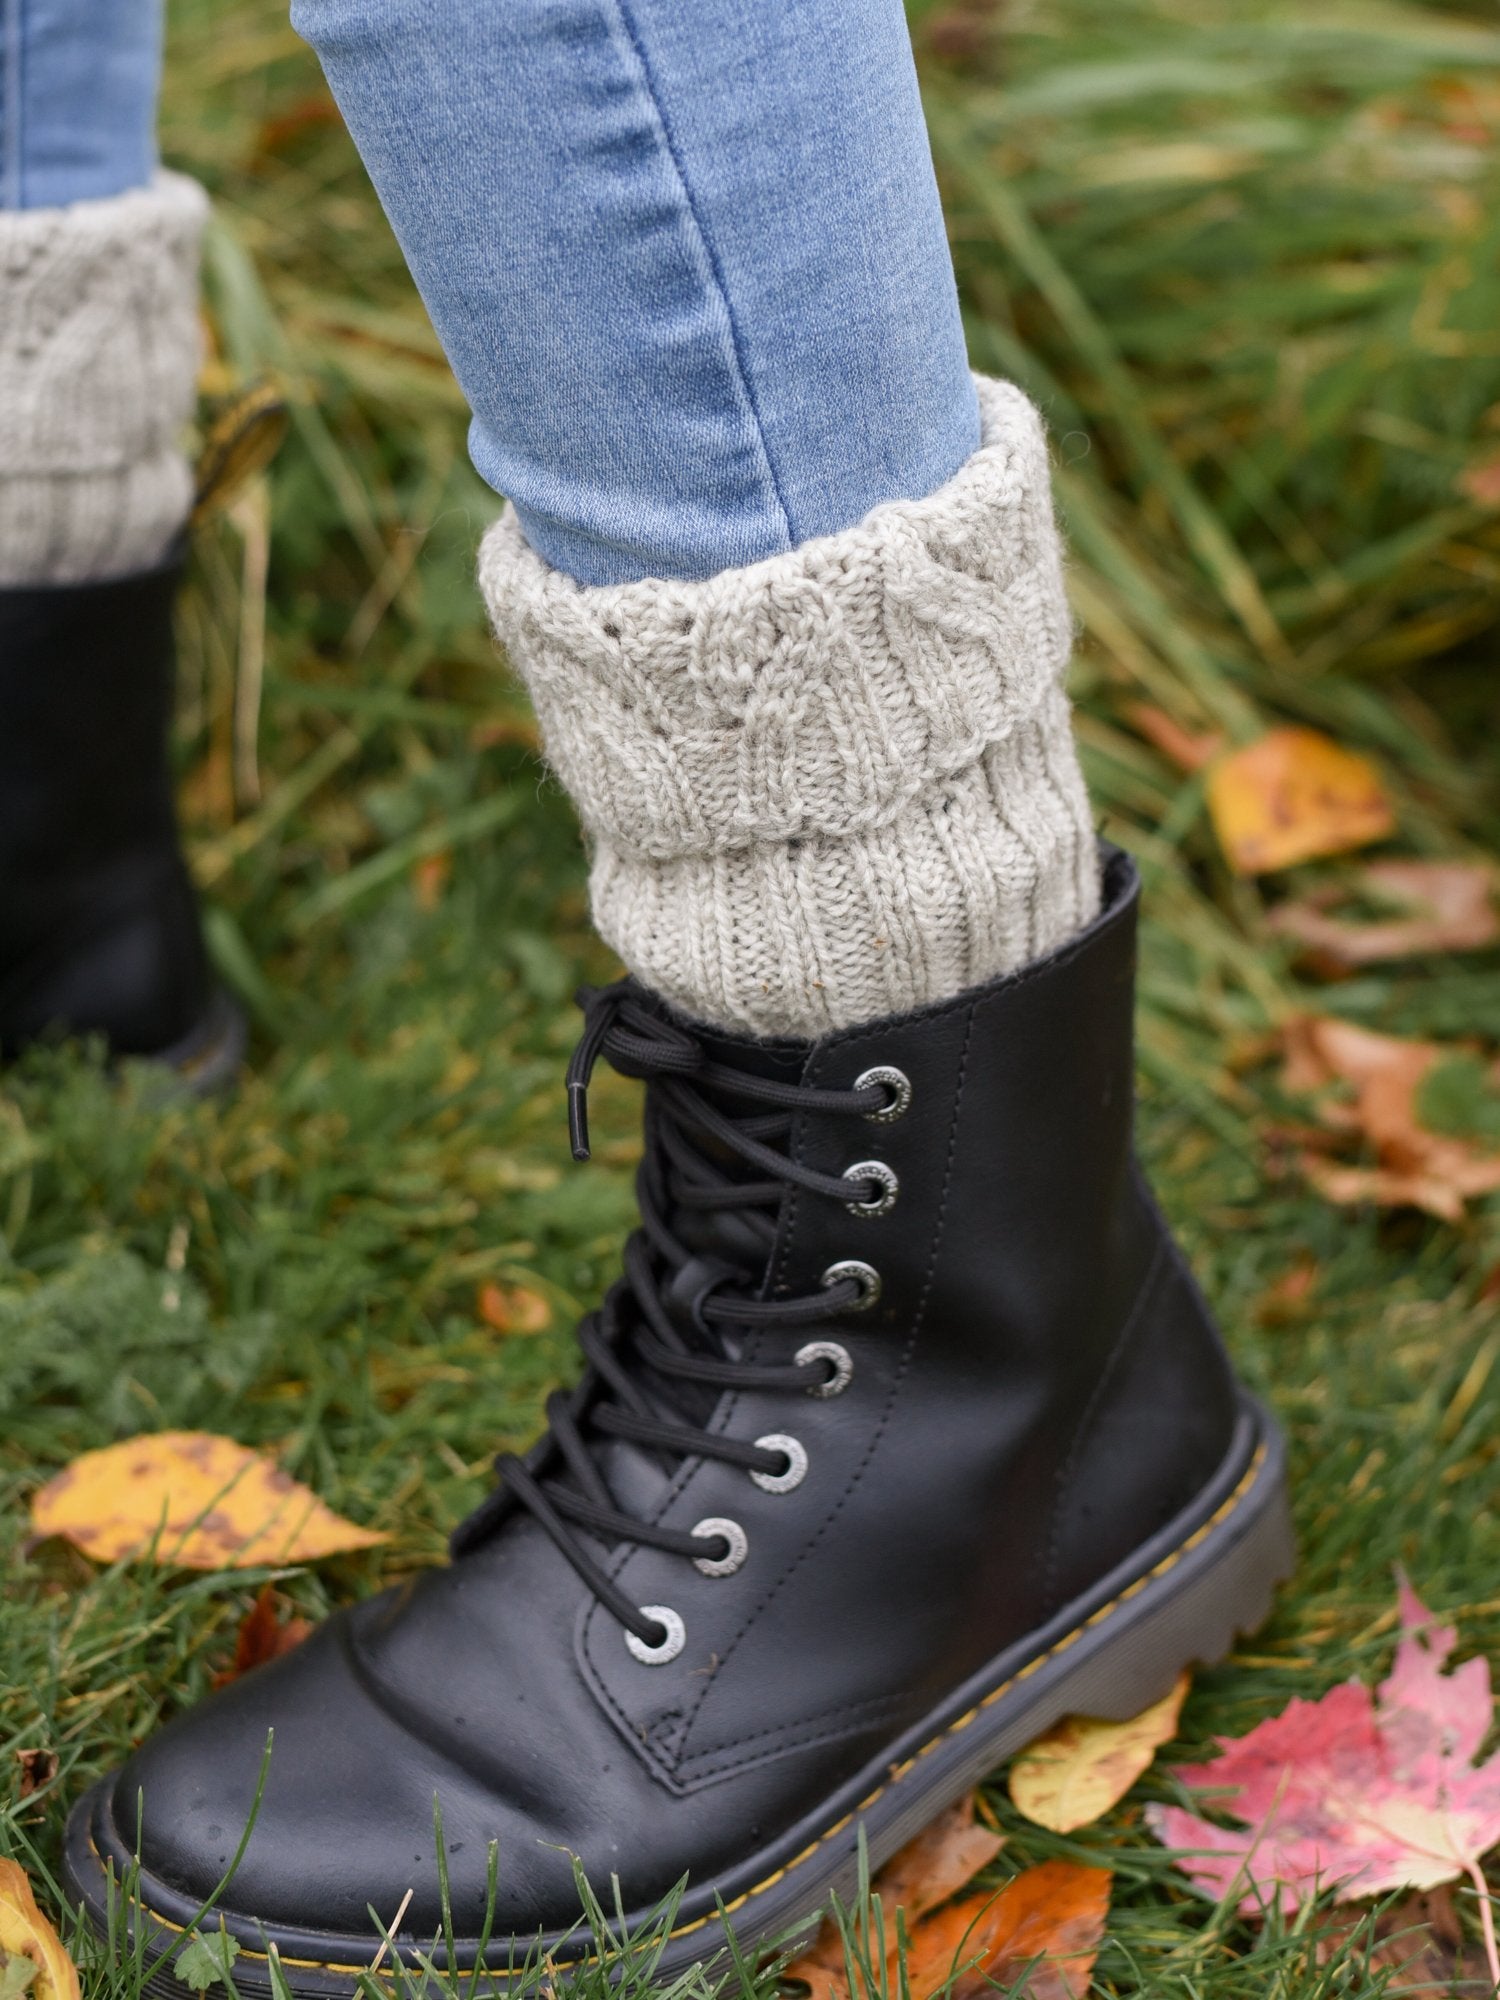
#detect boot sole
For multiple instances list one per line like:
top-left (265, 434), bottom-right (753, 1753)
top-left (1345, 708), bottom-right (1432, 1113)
top-left (63, 1393), bottom-right (1292, 1996)
top-left (144, 988), bottom-right (248, 1099)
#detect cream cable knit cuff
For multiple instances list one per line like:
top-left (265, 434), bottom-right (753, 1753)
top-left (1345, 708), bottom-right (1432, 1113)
top-left (480, 374), bottom-right (1100, 1038)
top-left (0, 171), bottom-right (207, 587)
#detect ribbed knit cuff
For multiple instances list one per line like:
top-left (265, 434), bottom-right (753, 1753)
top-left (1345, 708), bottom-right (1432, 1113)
top-left (480, 375), bottom-right (1100, 1037)
top-left (0, 172), bottom-right (207, 587)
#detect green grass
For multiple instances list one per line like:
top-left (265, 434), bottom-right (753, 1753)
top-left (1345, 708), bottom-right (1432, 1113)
top-left (4, 0), bottom-right (1500, 1995)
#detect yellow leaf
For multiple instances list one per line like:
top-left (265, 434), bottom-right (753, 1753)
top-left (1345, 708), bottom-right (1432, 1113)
top-left (30, 1431), bottom-right (384, 1569)
top-left (1009, 1673), bottom-right (1190, 1834)
top-left (0, 1860), bottom-right (80, 2000)
top-left (1206, 727), bottom-right (1394, 876)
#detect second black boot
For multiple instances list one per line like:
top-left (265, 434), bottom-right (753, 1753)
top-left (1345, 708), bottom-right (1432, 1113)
top-left (64, 849), bottom-right (1293, 1988)
top-left (0, 561), bottom-right (243, 1088)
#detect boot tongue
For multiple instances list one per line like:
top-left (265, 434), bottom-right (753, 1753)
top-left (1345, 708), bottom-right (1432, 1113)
top-left (594, 1009), bottom-right (814, 1513)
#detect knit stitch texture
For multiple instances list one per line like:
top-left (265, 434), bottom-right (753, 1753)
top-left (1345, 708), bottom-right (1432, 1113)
top-left (0, 172), bottom-right (206, 586)
top-left (479, 374), bottom-right (1100, 1038)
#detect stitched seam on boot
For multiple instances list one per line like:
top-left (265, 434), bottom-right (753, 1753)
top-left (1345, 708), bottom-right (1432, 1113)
top-left (1039, 1230), bottom-right (1170, 1620)
top-left (665, 999), bottom-right (978, 1780)
top-left (675, 1692), bottom-right (911, 1786)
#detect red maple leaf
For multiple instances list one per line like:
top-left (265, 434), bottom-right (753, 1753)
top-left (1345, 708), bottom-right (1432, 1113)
top-left (1148, 1579), bottom-right (1500, 1926)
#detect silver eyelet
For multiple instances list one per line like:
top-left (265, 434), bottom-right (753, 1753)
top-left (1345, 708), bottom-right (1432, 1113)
top-left (843, 1160), bottom-right (899, 1217)
top-left (855, 1065), bottom-right (912, 1124)
top-left (750, 1433), bottom-right (808, 1493)
top-left (795, 1340), bottom-right (854, 1398)
top-left (821, 1259), bottom-right (882, 1311)
top-left (625, 1604), bottom-right (685, 1664)
top-left (691, 1516), bottom-right (749, 1577)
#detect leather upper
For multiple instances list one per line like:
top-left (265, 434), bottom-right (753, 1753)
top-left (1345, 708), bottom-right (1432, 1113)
top-left (102, 849), bottom-right (1239, 1941)
top-left (0, 561), bottom-right (211, 1057)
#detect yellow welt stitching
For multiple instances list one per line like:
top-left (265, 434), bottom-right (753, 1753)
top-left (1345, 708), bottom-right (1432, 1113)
top-left (112, 1444), bottom-right (1269, 1973)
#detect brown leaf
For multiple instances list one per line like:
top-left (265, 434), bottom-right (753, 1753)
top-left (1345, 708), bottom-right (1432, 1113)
top-left (1269, 861), bottom-right (1498, 973)
top-left (1207, 727), bottom-right (1394, 875)
top-left (212, 1584), bottom-right (315, 1688)
top-left (253, 92), bottom-right (343, 162)
top-left (1124, 702), bottom-right (1226, 774)
top-left (784, 1794), bottom-right (1003, 2000)
top-left (1254, 1256), bottom-right (1319, 1327)
top-left (412, 851), bottom-right (452, 911)
top-left (30, 1432), bottom-right (384, 1569)
top-left (1010, 1675), bottom-right (1189, 1833)
top-left (1459, 456), bottom-right (1500, 508)
top-left (1318, 1885), bottom-right (1471, 1995)
top-left (478, 1282), bottom-right (552, 1335)
top-left (1279, 1017), bottom-right (1500, 1220)
top-left (785, 1828), bottom-right (1107, 2000)
top-left (875, 1796), bottom-right (1005, 1923)
top-left (12, 1750), bottom-right (58, 1800)
top-left (0, 1861), bottom-right (79, 2000)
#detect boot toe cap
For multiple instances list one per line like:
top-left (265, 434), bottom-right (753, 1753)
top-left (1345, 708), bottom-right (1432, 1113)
top-left (91, 1599), bottom-right (587, 1951)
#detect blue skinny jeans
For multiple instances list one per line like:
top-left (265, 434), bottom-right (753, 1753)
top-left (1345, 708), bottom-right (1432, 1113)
top-left (1, 0), bottom-right (979, 588)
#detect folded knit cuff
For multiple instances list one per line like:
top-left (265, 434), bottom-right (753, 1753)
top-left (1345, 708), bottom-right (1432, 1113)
top-left (480, 374), bottom-right (1098, 1035)
top-left (0, 172), bottom-right (207, 585)
top-left (480, 377), bottom-right (1074, 863)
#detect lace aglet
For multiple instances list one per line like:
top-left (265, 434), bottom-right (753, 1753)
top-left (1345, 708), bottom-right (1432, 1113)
top-left (567, 1081), bottom-right (592, 1161)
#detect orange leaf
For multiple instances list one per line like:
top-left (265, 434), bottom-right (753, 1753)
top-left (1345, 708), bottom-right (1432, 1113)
top-left (1269, 859), bottom-right (1498, 972)
top-left (784, 1794), bottom-right (1003, 2000)
top-left (1459, 455), bottom-right (1500, 507)
top-left (30, 1431), bottom-right (384, 1569)
top-left (0, 1861), bottom-right (80, 2000)
top-left (478, 1281), bottom-right (552, 1335)
top-left (1123, 702), bottom-right (1226, 774)
top-left (908, 1862), bottom-right (1111, 2000)
top-left (1207, 728), bottom-right (1394, 875)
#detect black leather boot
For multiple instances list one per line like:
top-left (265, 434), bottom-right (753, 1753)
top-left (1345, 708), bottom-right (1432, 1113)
top-left (64, 849), bottom-right (1292, 1986)
top-left (0, 558), bottom-right (243, 1088)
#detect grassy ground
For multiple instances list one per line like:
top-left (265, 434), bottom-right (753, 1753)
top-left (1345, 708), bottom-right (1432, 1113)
top-left (5, 0), bottom-right (1500, 1994)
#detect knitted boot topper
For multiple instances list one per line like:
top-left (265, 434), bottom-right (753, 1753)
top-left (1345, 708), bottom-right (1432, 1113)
top-left (0, 172), bottom-right (206, 587)
top-left (480, 375), bottom-right (1100, 1038)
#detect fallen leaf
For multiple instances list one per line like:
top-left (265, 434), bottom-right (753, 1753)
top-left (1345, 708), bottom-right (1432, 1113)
top-left (1010, 1674), bottom-right (1190, 1832)
top-left (785, 1808), bottom-right (1106, 2000)
top-left (0, 1861), bottom-right (79, 2000)
top-left (412, 851), bottom-right (452, 911)
top-left (478, 1281), bottom-right (552, 1335)
top-left (253, 93), bottom-right (342, 162)
top-left (1124, 702), bottom-right (1226, 774)
top-left (1269, 861), bottom-right (1498, 972)
top-left (1207, 727), bottom-right (1394, 875)
top-left (785, 1794), bottom-right (1003, 2000)
top-left (1459, 456), bottom-right (1500, 508)
top-left (1279, 1017), bottom-right (1500, 1220)
top-left (902, 1862), bottom-right (1110, 2000)
top-left (12, 1749), bottom-right (58, 1800)
top-left (30, 1432), bottom-right (384, 1569)
top-left (1147, 1578), bottom-right (1500, 1915)
top-left (874, 1796), bottom-right (1006, 1923)
top-left (1317, 1884), bottom-right (1470, 1994)
top-left (1254, 1256), bottom-right (1319, 1327)
top-left (212, 1584), bottom-right (315, 1688)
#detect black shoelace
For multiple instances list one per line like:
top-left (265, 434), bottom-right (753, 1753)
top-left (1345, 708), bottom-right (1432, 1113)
top-left (451, 980), bottom-right (891, 1648)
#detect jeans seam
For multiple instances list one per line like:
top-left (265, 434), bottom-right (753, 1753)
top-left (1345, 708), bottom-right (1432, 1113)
top-left (608, 0), bottom-right (797, 556)
top-left (2, 0), bottom-right (21, 209)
